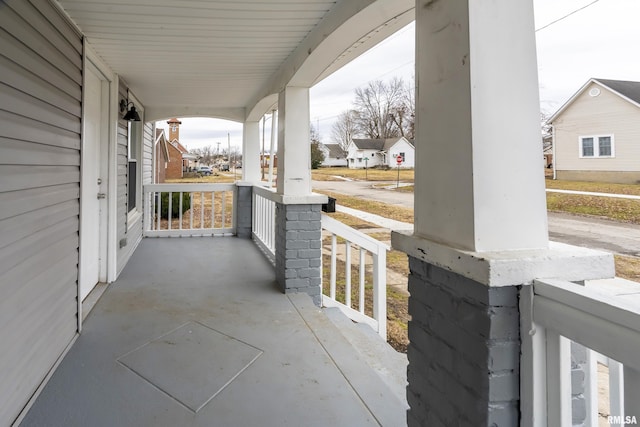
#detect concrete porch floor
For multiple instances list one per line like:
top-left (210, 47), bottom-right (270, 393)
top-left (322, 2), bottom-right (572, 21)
top-left (20, 237), bottom-right (406, 427)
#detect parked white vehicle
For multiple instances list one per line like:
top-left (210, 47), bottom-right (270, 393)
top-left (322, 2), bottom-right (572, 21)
top-left (196, 166), bottom-right (212, 175)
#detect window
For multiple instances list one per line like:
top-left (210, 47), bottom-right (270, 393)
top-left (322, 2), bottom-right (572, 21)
top-left (128, 120), bottom-right (143, 218)
top-left (599, 136), bottom-right (612, 156)
top-left (581, 137), bottom-right (594, 157)
top-left (580, 135), bottom-right (614, 158)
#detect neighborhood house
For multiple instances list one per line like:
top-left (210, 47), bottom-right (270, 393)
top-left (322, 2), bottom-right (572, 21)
top-left (162, 118), bottom-right (198, 179)
top-left (550, 78), bottom-right (640, 184)
top-left (346, 137), bottom-right (415, 169)
top-left (319, 143), bottom-right (348, 167)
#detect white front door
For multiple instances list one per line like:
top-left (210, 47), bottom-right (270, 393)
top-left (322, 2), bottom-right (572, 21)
top-left (79, 62), bottom-right (108, 301)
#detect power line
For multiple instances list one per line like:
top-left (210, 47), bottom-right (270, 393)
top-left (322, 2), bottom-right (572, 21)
top-left (535, 0), bottom-right (602, 32)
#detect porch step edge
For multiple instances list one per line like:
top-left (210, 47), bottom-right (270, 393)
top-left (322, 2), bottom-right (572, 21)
top-left (288, 293), bottom-right (407, 426)
top-left (323, 307), bottom-right (408, 403)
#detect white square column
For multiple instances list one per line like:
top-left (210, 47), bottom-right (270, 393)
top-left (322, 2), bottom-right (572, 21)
top-left (276, 86), bottom-right (312, 197)
top-left (242, 120), bottom-right (260, 183)
top-left (414, 0), bottom-right (548, 252)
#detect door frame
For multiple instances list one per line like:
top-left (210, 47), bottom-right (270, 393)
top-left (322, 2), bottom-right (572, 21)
top-left (78, 42), bottom-right (117, 330)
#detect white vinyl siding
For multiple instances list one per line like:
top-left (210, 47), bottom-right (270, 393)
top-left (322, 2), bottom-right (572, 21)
top-left (388, 139), bottom-right (415, 168)
top-left (554, 82), bottom-right (640, 172)
top-left (116, 83), bottom-right (144, 275)
top-left (0, 1), bottom-right (82, 424)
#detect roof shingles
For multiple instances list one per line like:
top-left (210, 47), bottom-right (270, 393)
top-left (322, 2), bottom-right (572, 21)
top-left (595, 78), bottom-right (640, 105)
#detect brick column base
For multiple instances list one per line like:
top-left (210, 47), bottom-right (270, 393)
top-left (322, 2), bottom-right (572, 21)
top-left (406, 256), bottom-right (521, 426)
top-left (235, 184), bottom-right (252, 239)
top-left (275, 203), bottom-right (322, 305)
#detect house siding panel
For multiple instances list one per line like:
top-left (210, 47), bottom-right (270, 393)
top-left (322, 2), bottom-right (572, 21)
top-left (143, 122), bottom-right (154, 185)
top-left (555, 83), bottom-right (640, 174)
top-left (387, 139), bottom-right (415, 168)
top-left (115, 81), bottom-right (144, 275)
top-left (0, 1), bottom-right (81, 424)
top-left (0, 5), bottom-right (82, 86)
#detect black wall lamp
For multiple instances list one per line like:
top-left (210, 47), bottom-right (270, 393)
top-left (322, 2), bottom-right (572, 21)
top-left (119, 99), bottom-right (141, 121)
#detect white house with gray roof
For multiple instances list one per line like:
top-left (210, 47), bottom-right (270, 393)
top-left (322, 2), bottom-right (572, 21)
top-left (346, 137), bottom-right (415, 169)
top-left (550, 78), bottom-right (640, 183)
top-left (319, 143), bottom-right (348, 167)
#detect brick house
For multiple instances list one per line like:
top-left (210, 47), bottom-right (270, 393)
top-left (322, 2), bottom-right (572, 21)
top-left (154, 129), bottom-right (169, 183)
top-left (163, 118), bottom-right (195, 179)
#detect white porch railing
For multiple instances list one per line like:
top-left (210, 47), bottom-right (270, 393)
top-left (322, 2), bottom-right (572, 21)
top-left (522, 278), bottom-right (640, 427)
top-left (251, 185), bottom-right (277, 263)
top-left (321, 214), bottom-right (389, 338)
top-left (249, 188), bottom-right (390, 338)
top-left (144, 183), bottom-right (236, 237)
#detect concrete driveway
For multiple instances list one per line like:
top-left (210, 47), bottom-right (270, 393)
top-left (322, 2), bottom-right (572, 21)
top-left (313, 179), bottom-right (640, 257)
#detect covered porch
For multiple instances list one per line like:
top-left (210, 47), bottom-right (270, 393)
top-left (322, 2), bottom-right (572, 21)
top-left (20, 237), bottom-right (406, 426)
top-left (2, 0), bottom-right (640, 425)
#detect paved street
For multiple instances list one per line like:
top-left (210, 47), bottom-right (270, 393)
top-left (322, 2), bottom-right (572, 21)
top-left (313, 179), bottom-right (640, 257)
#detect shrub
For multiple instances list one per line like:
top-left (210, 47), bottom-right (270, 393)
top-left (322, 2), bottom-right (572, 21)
top-left (159, 192), bottom-right (191, 219)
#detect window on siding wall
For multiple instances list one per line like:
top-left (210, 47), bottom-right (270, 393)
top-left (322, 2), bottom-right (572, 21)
top-left (128, 121), bottom-right (142, 215)
top-left (580, 135), bottom-right (614, 158)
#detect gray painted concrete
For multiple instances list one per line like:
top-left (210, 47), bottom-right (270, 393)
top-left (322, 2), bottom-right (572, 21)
top-left (21, 237), bottom-right (404, 427)
top-left (324, 307), bottom-right (408, 405)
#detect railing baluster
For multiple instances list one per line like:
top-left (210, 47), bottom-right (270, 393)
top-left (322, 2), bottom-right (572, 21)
top-left (359, 248), bottom-right (365, 314)
top-left (252, 193), bottom-right (256, 232)
top-left (221, 190), bottom-right (226, 229)
top-left (372, 250), bottom-right (386, 338)
top-left (545, 331), bottom-right (572, 426)
top-left (584, 349), bottom-right (599, 427)
top-left (211, 191), bottom-right (219, 228)
top-left (625, 366), bottom-right (640, 424)
top-left (178, 192), bottom-right (183, 229)
top-left (189, 192), bottom-right (193, 230)
top-left (345, 241), bottom-right (351, 308)
top-left (262, 197), bottom-right (266, 245)
top-left (168, 192), bottom-right (172, 230)
top-left (156, 191), bottom-right (161, 230)
top-left (200, 191), bottom-right (204, 229)
top-left (330, 234), bottom-right (337, 300)
top-left (266, 198), bottom-right (272, 248)
top-left (610, 360), bottom-right (625, 424)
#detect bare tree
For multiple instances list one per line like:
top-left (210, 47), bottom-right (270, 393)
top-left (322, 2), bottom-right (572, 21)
top-left (389, 76), bottom-right (415, 140)
top-left (353, 78), bottom-right (407, 139)
top-left (190, 145), bottom-right (214, 165)
top-left (330, 110), bottom-right (358, 150)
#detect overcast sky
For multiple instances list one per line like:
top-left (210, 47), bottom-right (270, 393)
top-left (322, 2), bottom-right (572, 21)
top-left (157, 0), bottom-right (640, 151)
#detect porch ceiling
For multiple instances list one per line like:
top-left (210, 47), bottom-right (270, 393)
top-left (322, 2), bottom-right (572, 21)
top-left (55, 0), bottom-right (414, 122)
